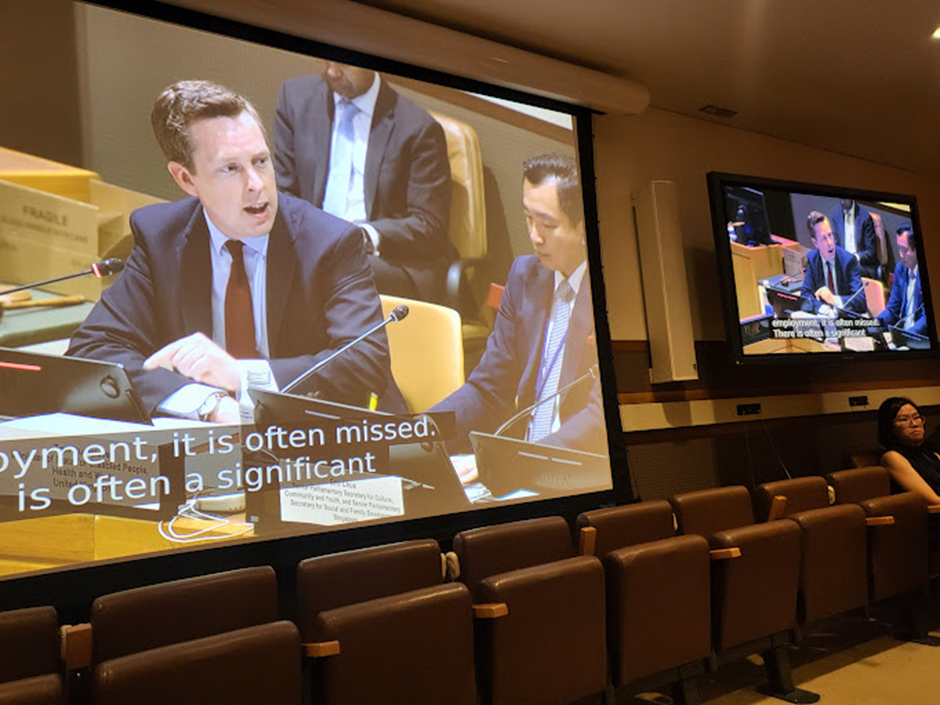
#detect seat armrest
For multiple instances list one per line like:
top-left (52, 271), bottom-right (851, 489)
top-left (578, 526), bottom-right (597, 556)
top-left (62, 623), bottom-right (92, 671)
top-left (866, 516), bottom-right (895, 527)
top-left (304, 640), bottom-right (340, 658)
top-left (472, 603), bottom-right (509, 619)
top-left (710, 547), bottom-right (742, 560)
top-left (928, 505), bottom-right (940, 514)
top-left (768, 495), bottom-right (788, 521)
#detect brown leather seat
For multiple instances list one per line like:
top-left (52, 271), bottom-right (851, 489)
top-left (93, 621), bottom-right (301, 705)
top-left (669, 487), bottom-right (814, 702)
top-left (297, 539), bottom-right (476, 705)
top-left (453, 516), bottom-right (607, 705)
top-left (756, 477), bottom-right (868, 625)
top-left (90, 566), bottom-right (279, 664)
top-left (578, 501), bottom-right (710, 705)
top-left (826, 466), bottom-right (929, 602)
top-left (0, 607), bottom-right (63, 705)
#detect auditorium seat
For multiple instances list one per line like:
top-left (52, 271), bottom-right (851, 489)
top-left (0, 606), bottom-right (63, 705)
top-left (669, 487), bottom-right (817, 702)
top-left (826, 467), bottom-right (930, 608)
top-left (755, 477), bottom-right (868, 625)
top-left (92, 621), bottom-right (301, 705)
top-left (296, 539), bottom-right (476, 705)
top-left (453, 516), bottom-right (607, 705)
top-left (89, 566), bottom-right (279, 665)
top-left (577, 501), bottom-right (711, 705)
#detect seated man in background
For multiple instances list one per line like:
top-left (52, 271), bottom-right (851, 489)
top-left (430, 154), bottom-right (605, 483)
top-left (876, 223), bottom-right (927, 341)
top-left (274, 62), bottom-right (455, 303)
top-left (800, 211), bottom-right (867, 316)
top-left (69, 80), bottom-right (398, 423)
top-left (829, 198), bottom-right (879, 279)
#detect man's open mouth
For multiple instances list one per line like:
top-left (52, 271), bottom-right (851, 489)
top-left (245, 203), bottom-right (268, 215)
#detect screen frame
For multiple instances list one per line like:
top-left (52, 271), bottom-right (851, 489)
top-left (707, 170), bottom-right (940, 365)
top-left (0, 0), bottom-right (632, 609)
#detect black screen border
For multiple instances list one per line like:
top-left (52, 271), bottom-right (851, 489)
top-left (707, 170), bottom-right (940, 365)
top-left (0, 0), bottom-right (632, 612)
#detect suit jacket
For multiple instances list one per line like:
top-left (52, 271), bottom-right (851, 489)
top-left (800, 246), bottom-right (866, 315)
top-left (68, 194), bottom-right (398, 416)
top-left (829, 204), bottom-right (878, 277)
top-left (877, 262), bottom-right (927, 336)
top-left (274, 75), bottom-right (455, 303)
top-left (430, 256), bottom-right (605, 454)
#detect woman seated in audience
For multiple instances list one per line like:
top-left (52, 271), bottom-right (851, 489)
top-left (877, 396), bottom-right (940, 508)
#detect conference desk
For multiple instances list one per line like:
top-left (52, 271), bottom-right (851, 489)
top-left (0, 511), bottom-right (253, 577)
top-left (0, 285), bottom-right (93, 348)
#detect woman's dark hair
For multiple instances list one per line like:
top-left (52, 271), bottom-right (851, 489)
top-left (877, 396), bottom-right (921, 448)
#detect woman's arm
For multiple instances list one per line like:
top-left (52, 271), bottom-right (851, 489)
top-left (881, 450), bottom-right (940, 504)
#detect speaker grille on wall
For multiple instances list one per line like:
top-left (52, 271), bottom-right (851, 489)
top-left (634, 180), bottom-right (698, 383)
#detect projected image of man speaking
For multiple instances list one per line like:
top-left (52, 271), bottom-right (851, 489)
top-left (68, 80), bottom-right (400, 423)
top-left (431, 154), bottom-right (604, 484)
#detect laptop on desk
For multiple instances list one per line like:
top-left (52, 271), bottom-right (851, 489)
top-left (0, 347), bottom-right (150, 424)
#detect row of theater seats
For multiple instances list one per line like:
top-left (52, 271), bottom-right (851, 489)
top-left (1, 465), bottom-right (936, 705)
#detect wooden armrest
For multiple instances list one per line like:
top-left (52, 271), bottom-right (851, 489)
top-left (866, 516), bottom-right (895, 527)
top-left (473, 603), bottom-right (509, 619)
top-left (928, 505), bottom-right (940, 515)
top-left (61, 623), bottom-right (93, 671)
top-left (304, 641), bottom-right (340, 658)
top-left (767, 495), bottom-right (788, 521)
top-left (827, 485), bottom-right (836, 505)
top-left (710, 547), bottom-right (742, 560)
top-left (578, 526), bottom-right (597, 556)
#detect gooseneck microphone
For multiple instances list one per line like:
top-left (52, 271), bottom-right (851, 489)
top-left (281, 305), bottom-right (409, 394)
top-left (0, 258), bottom-right (125, 297)
top-left (495, 364), bottom-right (599, 439)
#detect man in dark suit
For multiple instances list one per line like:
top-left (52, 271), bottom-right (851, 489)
top-left (69, 80), bottom-right (396, 423)
top-left (829, 199), bottom-right (879, 278)
top-left (431, 154), bottom-right (604, 481)
top-left (878, 224), bottom-right (927, 339)
top-left (274, 62), bottom-right (455, 303)
top-left (800, 211), bottom-right (866, 316)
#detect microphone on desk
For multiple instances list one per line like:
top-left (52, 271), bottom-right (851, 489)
top-left (494, 364), bottom-right (599, 440)
top-left (281, 305), bottom-right (409, 394)
top-left (0, 258), bottom-right (125, 298)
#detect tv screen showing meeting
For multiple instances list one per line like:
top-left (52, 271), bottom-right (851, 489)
top-left (0, 1), bottom-right (627, 583)
top-left (707, 172), bottom-right (938, 363)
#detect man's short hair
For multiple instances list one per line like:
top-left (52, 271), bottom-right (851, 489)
top-left (806, 210), bottom-right (828, 238)
top-left (151, 80), bottom-right (264, 171)
top-left (896, 222), bottom-right (916, 249)
top-left (523, 154), bottom-right (584, 226)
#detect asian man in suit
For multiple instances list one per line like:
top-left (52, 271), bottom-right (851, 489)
top-left (878, 224), bottom-right (927, 341)
top-left (800, 211), bottom-right (867, 316)
top-left (69, 80), bottom-right (399, 423)
top-left (430, 154), bottom-right (604, 483)
top-left (274, 62), bottom-right (455, 304)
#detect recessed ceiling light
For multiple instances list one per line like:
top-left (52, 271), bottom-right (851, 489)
top-left (932, 26), bottom-right (940, 39)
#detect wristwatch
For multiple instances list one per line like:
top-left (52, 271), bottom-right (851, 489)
top-left (361, 227), bottom-right (375, 255)
top-left (197, 391), bottom-right (228, 422)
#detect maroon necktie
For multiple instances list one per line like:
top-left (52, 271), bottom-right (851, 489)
top-left (826, 262), bottom-right (835, 293)
top-left (224, 240), bottom-right (257, 358)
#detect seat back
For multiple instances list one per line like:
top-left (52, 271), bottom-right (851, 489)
top-left (576, 500), bottom-right (675, 558)
top-left (297, 539), bottom-right (443, 640)
top-left (0, 606), bottom-right (59, 684)
top-left (669, 486), bottom-right (755, 539)
top-left (826, 466), bottom-right (891, 505)
top-left (453, 516), bottom-right (574, 598)
top-left (380, 295), bottom-right (463, 412)
top-left (90, 566), bottom-right (278, 664)
top-left (862, 277), bottom-right (886, 317)
top-left (428, 111), bottom-right (486, 261)
top-left (93, 622), bottom-right (301, 705)
top-left (755, 477), bottom-right (829, 520)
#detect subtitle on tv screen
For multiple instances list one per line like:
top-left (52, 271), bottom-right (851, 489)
top-left (0, 2), bottom-right (616, 579)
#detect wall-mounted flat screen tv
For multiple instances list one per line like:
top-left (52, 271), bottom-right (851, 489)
top-left (707, 172), bottom-right (938, 362)
top-left (0, 0), bottom-right (629, 590)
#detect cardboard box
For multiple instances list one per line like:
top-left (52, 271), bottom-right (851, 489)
top-left (0, 146), bottom-right (100, 204)
top-left (0, 175), bottom-right (164, 300)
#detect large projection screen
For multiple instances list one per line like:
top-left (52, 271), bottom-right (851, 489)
top-left (0, 0), bottom-right (629, 590)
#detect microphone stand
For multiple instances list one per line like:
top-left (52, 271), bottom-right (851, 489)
top-left (494, 364), bottom-right (598, 439)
